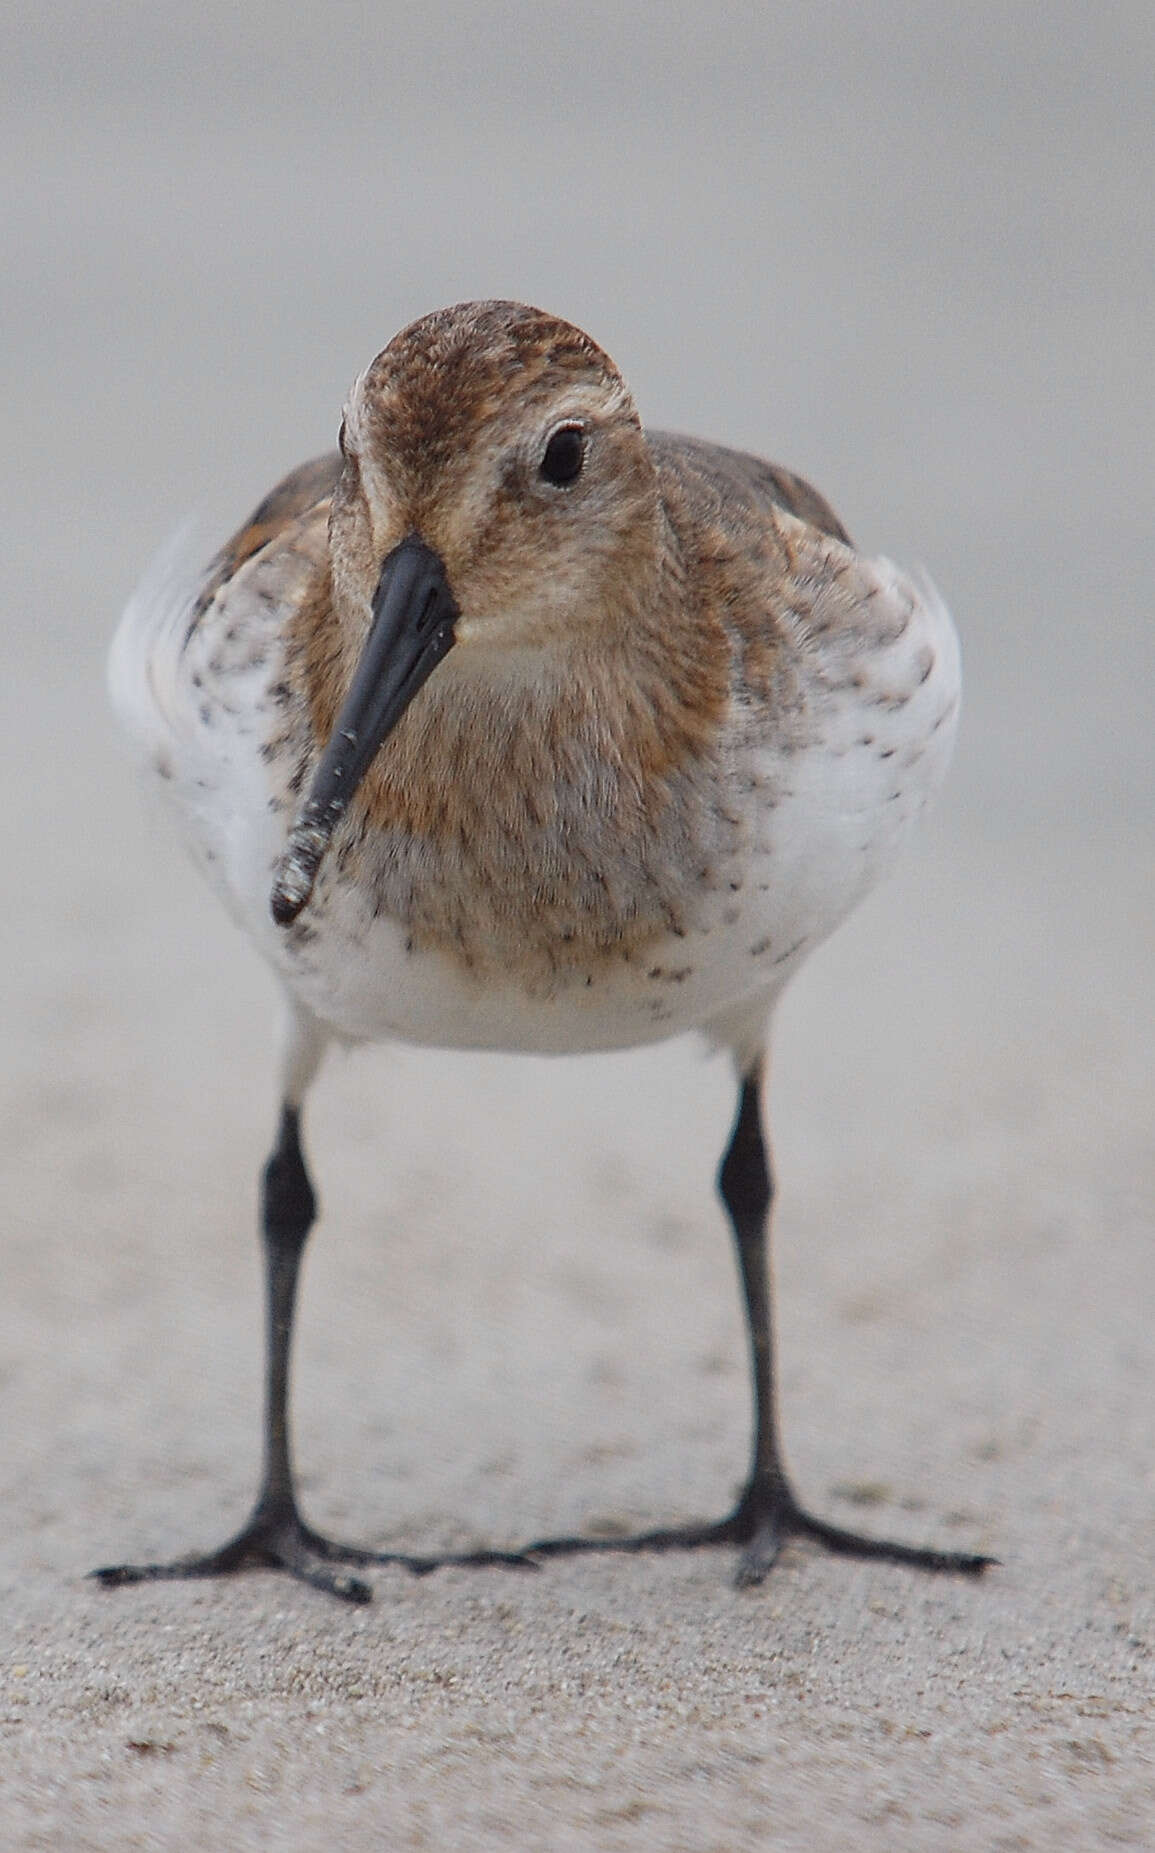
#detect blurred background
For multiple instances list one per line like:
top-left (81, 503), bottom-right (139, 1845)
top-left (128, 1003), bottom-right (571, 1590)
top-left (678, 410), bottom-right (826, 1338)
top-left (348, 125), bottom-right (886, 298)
top-left (1, 0), bottom-right (1152, 1798)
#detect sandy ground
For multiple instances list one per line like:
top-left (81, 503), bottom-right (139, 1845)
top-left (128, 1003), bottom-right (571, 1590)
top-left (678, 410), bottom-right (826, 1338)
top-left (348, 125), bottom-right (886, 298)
top-left (3, 5), bottom-right (1153, 1847)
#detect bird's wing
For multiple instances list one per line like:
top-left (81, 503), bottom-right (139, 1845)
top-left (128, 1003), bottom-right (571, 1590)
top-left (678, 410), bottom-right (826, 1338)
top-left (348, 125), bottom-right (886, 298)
top-left (190, 453), bottom-right (342, 625)
top-left (109, 453), bottom-right (340, 770)
top-left (647, 429), bottom-right (852, 548)
top-left (648, 429), bottom-right (954, 682)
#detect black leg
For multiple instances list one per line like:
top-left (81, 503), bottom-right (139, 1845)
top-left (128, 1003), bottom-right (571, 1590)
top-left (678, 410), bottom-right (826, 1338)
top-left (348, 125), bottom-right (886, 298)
top-left (92, 1106), bottom-right (533, 1604)
top-left (716, 1068), bottom-right (792, 1583)
top-left (528, 1066), bottom-right (995, 1584)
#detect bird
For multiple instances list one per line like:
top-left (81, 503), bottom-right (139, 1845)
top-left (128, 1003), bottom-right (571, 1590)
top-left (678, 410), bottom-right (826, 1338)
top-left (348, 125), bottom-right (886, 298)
top-left (99, 299), bottom-right (992, 1603)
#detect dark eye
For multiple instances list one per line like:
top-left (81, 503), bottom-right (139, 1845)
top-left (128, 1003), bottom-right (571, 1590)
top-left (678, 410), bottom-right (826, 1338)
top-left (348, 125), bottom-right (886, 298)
top-left (337, 417), bottom-right (348, 458)
top-left (539, 423), bottom-right (586, 487)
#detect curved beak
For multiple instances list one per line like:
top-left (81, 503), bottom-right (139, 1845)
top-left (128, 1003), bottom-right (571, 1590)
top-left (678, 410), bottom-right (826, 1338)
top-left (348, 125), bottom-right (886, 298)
top-left (270, 533), bottom-right (458, 925)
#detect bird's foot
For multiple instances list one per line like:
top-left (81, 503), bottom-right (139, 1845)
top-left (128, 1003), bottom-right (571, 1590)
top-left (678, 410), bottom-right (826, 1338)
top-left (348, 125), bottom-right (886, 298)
top-left (524, 1478), bottom-right (996, 1588)
top-left (92, 1505), bottom-right (537, 1605)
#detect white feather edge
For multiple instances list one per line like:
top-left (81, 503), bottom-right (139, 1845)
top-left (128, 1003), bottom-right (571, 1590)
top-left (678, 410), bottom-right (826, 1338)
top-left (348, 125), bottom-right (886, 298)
top-left (107, 520), bottom-right (213, 763)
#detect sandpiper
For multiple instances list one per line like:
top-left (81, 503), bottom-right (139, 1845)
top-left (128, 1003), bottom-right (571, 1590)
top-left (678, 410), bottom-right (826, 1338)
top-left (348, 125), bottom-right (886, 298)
top-left (101, 299), bottom-right (990, 1602)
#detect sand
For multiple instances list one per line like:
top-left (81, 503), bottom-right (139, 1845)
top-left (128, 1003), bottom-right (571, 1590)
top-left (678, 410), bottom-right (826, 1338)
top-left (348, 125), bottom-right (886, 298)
top-left (3, 5), bottom-right (1152, 1846)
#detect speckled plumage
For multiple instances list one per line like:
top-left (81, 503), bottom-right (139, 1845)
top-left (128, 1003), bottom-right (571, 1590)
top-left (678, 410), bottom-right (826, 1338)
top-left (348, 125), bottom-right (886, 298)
top-left (102, 302), bottom-right (984, 1602)
top-left (112, 301), bottom-right (958, 1062)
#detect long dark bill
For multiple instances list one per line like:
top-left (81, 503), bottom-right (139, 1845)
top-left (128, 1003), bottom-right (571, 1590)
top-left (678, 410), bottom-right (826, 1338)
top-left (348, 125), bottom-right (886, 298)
top-left (270, 533), bottom-right (459, 926)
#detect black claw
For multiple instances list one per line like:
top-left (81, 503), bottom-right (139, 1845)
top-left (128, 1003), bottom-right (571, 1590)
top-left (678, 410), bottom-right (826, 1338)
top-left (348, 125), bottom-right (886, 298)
top-left (732, 1527), bottom-right (783, 1588)
top-left (91, 1518), bottom-right (542, 1605)
top-left (94, 1502), bottom-right (993, 1602)
top-left (519, 1488), bottom-right (994, 1583)
top-left (788, 1506), bottom-right (996, 1575)
top-left (89, 1563), bottom-right (154, 1589)
top-left (300, 1566), bottom-right (374, 1604)
top-left (90, 1511), bottom-right (376, 1605)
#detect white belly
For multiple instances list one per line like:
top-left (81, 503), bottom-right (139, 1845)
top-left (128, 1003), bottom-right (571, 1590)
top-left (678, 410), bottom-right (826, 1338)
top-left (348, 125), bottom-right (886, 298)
top-left (240, 706), bottom-right (952, 1058)
top-left (113, 532), bottom-right (959, 1057)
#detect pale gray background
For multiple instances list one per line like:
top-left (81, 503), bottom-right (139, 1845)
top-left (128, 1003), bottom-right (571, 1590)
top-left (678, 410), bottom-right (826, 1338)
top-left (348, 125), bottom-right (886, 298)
top-left (2, 4), bottom-right (1152, 1847)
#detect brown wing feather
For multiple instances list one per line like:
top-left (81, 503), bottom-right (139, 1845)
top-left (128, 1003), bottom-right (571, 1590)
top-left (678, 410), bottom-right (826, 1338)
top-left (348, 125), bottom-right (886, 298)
top-left (647, 431), bottom-right (852, 548)
top-left (192, 452), bottom-right (342, 620)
